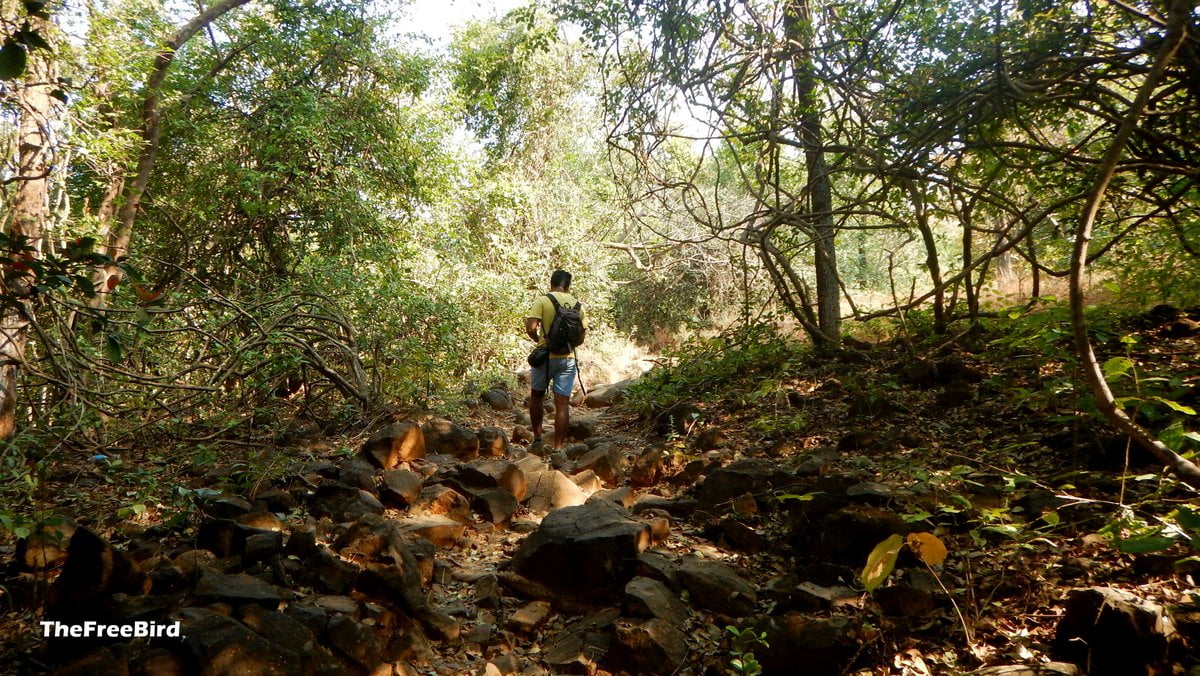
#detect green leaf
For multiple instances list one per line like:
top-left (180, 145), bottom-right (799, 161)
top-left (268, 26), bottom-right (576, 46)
top-left (1102, 357), bottom-right (1134, 379)
top-left (14, 525), bottom-right (31, 539)
top-left (1041, 511), bottom-right (1060, 526)
top-left (982, 524), bottom-right (1022, 538)
top-left (1173, 506), bottom-right (1200, 533)
top-left (104, 335), bottom-right (124, 363)
top-left (1153, 397), bottom-right (1196, 415)
top-left (1116, 535), bottom-right (1176, 554)
top-left (860, 534), bottom-right (903, 592)
top-left (775, 491), bottom-right (821, 502)
top-left (0, 40), bottom-right (27, 80)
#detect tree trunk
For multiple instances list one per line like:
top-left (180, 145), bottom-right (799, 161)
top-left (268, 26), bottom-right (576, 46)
top-left (788, 0), bottom-right (840, 349)
top-left (92, 0), bottom-right (252, 306)
top-left (0, 15), bottom-right (57, 438)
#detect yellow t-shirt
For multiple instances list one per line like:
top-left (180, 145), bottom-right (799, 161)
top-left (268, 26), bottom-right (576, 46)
top-left (528, 291), bottom-right (585, 358)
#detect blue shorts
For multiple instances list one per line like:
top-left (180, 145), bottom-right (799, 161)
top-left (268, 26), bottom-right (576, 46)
top-left (530, 358), bottom-right (577, 398)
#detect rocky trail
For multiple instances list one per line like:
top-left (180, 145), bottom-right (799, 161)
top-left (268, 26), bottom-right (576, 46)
top-left (4, 309), bottom-right (1200, 675)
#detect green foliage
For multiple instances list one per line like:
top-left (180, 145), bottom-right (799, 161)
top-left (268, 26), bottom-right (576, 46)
top-left (625, 323), bottom-right (802, 419)
top-left (726, 625), bottom-right (768, 676)
top-left (610, 263), bottom-right (711, 349)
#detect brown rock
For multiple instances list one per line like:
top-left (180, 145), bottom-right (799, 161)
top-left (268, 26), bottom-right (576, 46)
top-left (381, 469), bottom-right (424, 507)
top-left (328, 614), bottom-right (384, 669)
top-left (411, 485), bottom-right (471, 523)
top-left (459, 459), bottom-right (527, 501)
top-left (363, 421), bottom-right (426, 469)
top-left (607, 618), bottom-right (688, 674)
top-left (173, 607), bottom-right (301, 675)
top-left (508, 600), bottom-right (552, 634)
top-left (398, 517), bottom-right (465, 547)
top-left (572, 444), bottom-right (624, 485)
top-left (478, 426), bottom-right (510, 456)
top-left (470, 488), bottom-right (519, 525)
top-left (523, 469), bottom-right (587, 513)
top-left (423, 418), bottom-right (480, 459)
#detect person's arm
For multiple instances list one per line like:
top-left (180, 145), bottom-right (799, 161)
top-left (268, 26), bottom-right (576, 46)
top-left (525, 317), bottom-right (541, 342)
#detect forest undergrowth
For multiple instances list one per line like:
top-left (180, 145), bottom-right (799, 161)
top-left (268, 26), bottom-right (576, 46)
top-left (2, 300), bottom-right (1199, 673)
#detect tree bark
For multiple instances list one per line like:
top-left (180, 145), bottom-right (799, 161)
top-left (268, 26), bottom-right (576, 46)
top-left (1069, 0), bottom-right (1200, 485)
top-left (788, 0), bottom-right (841, 349)
top-left (0, 14), bottom-right (57, 438)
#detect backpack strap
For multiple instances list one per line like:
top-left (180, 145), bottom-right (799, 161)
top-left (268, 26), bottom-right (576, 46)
top-left (545, 293), bottom-right (561, 310)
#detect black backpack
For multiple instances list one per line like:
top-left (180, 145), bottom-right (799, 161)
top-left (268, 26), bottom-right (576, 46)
top-left (545, 293), bottom-right (583, 353)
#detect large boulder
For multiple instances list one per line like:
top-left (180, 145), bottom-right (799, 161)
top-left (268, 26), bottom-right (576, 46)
top-left (523, 469), bottom-right (587, 513)
top-left (362, 421), bottom-right (425, 469)
top-left (510, 501), bottom-right (651, 596)
top-left (694, 458), bottom-right (789, 508)
top-left (477, 427), bottom-right (510, 457)
top-left (423, 418), bottom-right (480, 459)
top-left (745, 614), bottom-right (859, 675)
top-left (1053, 587), bottom-right (1177, 674)
top-left (458, 459), bottom-right (527, 501)
top-left (311, 483), bottom-right (384, 523)
top-left (173, 607), bottom-right (302, 675)
top-left (677, 557), bottom-right (758, 616)
top-left (607, 618), bottom-right (688, 674)
top-left (584, 379), bottom-right (636, 408)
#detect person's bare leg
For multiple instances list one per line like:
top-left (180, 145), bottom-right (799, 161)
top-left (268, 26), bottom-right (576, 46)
top-left (530, 390), bottom-right (545, 440)
top-left (553, 392), bottom-right (570, 450)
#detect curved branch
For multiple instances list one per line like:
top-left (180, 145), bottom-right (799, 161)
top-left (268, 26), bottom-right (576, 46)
top-left (1069, 0), bottom-right (1200, 486)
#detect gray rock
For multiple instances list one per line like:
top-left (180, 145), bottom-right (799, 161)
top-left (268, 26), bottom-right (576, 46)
top-left (584, 379), bottom-right (635, 408)
top-left (328, 614), bottom-right (383, 669)
top-left (481, 389), bottom-right (514, 411)
top-left (194, 567), bottom-right (286, 602)
top-left (338, 458), bottom-right (377, 491)
top-left (1053, 587), bottom-right (1177, 674)
top-left (510, 501), bottom-right (651, 596)
top-left (694, 458), bottom-right (789, 507)
top-left (624, 576), bottom-right (689, 626)
top-left (677, 558), bottom-right (757, 616)
top-left (173, 607), bottom-right (300, 674)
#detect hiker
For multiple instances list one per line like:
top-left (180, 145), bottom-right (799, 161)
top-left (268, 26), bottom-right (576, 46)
top-left (525, 269), bottom-right (586, 450)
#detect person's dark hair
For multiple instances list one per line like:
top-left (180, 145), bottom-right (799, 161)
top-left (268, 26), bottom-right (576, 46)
top-left (550, 269), bottom-right (572, 289)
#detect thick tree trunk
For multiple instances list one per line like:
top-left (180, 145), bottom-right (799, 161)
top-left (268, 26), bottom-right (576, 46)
top-left (1069, 0), bottom-right (1200, 485)
top-left (0, 17), bottom-right (57, 438)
